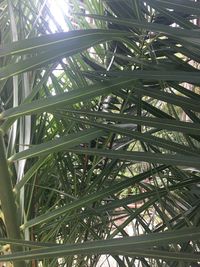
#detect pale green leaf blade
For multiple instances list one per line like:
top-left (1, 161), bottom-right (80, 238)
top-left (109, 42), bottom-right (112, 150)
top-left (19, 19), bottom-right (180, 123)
top-left (9, 128), bottom-right (104, 161)
top-left (0, 228), bottom-right (199, 262)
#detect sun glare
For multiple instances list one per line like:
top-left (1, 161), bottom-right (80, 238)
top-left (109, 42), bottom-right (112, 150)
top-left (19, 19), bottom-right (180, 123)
top-left (48, 0), bottom-right (70, 32)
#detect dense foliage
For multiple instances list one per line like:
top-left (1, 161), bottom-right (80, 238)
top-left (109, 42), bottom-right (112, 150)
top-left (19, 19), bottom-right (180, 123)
top-left (0, 0), bottom-right (200, 266)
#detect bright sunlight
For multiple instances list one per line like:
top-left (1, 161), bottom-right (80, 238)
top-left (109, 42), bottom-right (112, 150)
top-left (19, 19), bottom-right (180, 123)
top-left (48, 0), bottom-right (70, 32)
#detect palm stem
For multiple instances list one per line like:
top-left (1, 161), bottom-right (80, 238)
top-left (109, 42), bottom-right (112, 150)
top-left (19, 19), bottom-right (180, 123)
top-left (0, 131), bottom-right (25, 267)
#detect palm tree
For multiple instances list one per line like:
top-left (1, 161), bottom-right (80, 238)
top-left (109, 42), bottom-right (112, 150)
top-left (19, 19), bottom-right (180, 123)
top-left (0, 0), bottom-right (200, 266)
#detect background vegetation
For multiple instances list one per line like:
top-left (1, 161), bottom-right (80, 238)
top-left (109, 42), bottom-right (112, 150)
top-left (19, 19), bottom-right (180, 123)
top-left (0, 0), bottom-right (200, 266)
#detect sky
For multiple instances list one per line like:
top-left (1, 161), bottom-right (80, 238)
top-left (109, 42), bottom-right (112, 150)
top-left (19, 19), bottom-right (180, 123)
top-left (48, 0), bottom-right (69, 32)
